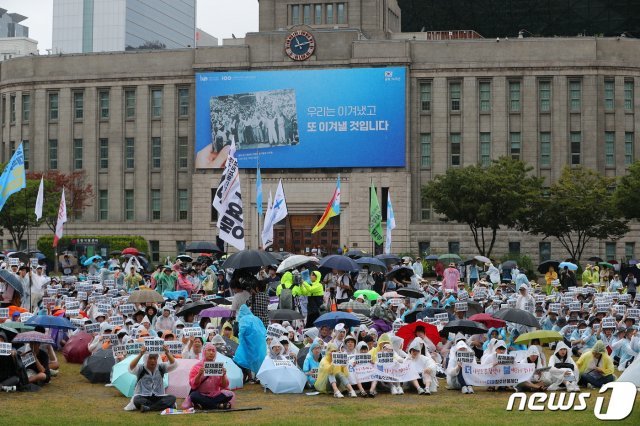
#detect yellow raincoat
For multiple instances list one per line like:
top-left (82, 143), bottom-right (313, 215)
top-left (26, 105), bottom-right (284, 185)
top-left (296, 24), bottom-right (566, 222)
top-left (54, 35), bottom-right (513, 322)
top-left (314, 344), bottom-right (349, 393)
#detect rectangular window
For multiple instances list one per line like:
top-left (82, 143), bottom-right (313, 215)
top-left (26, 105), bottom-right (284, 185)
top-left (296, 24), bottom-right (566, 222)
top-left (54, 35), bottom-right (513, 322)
top-left (151, 189), bottom-right (161, 220)
top-left (303, 5), bottom-right (311, 24)
top-left (125, 89), bottom-right (136, 118)
top-left (569, 80), bottom-right (581, 111)
top-left (326, 4), bottom-right (333, 24)
top-left (570, 131), bottom-right (581, 165)
top-left (124, 190), bottom-right (134, 221)
top-left (380, 187), bottom-right (389, 222)
top-left (480, 132), bottom-right (491, 167)
top-left (99, 190), bottom-right (108, 221)
top-left (178, 87), bottom-right (189, 117)
top-left (1, 96), bottom-right (4, 125)
top-left (448, 241), bottom-right (460, 254)
top-left (421, 200), bottom-right (431, 221)
top-left (22, 140), bottom-right (29, 170)
top-left (151, 137), bottom-right (161, 169)
top-left (178, 189), bottom-right (188, 220)
top-left (539, 242), bottom-right (551, 262)
top-left (420, 133), bottom-right (431, 168)
top-left (450, 82), bottom-right (461, 111)
top-left (151, 89), bottom-right (162, 118)
top-left (508, 242), bottom-right (521, 255)
top-left (509, 81), bottom-right (521, 112)
top-left (605, 242), bottom-right (616, 260)
top-left (211, 188), bottom-right (219, 222)
top-left (624, 80), bottom-right (634, 111)
top-left (337, 3), bottom-right (346, 24)
top-left (604, 80), bottom-right (615, 111)
top-left (21, 94), bottom-right (30, 122)
top-left (539, 81), bottom-right (551, 112)
top-left (48, 139), bottom-right (58, 169)
top-left (605, 131), bottom-right (615, 167)
top-left (420, 82), bottom-right (431, 112)
top-left (178, 137), bottom-right (188, 169)
top-left (625, 132), bottom-right (634, 165)
top-left (479, 82), bottom-right (491, 112)
top-left (73, 139), bottom-right (83, 169)
top-left (176, 241), bottom-right (186, 254)
top-left (99, 138), bottom-right (109, 169)
top-left (315, 4), bottom-right (322, 24)
top-left (149, 240), bottom-right (160, 263)
top-left (49, 93), bottom-right (59, 120)
top-left (540, 132), bottom-right (551, 167)
top-left (625, 242), bottom-right (635, 260)
top-left (9, 95), bottom-right (15, 123)
top-left (99, 90), bottom-right (109, 119)
top-left (74, 91), bottom-right (84, 119)
top-left (450, 133), bottom-right (461, 166)
top-left (125, 138), bottom-right (135, 169)
top-left (510, 132), bottom-right (521, 160)
top-left (9, 141), bottom-right (14, 156)
top-left (292, 5), bottom-right (300, 25)
top-left (418, 242), bottom-right (430, 257)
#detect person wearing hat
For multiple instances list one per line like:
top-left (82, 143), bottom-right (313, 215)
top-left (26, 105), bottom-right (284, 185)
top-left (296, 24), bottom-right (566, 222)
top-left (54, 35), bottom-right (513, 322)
top-left (614, 328), bottom-right (638, 371)
top-left (88, 322), bottom-right (114, 353)
top-left (404, 337), bottom-right (437, 395)
top-left (446, 340), bottom-right (475, 394)
top-left (576, 340), bottom-right (615, 388)
top-left (515, 285), bottom-right (535, 312)
top-left (330, 323), bottom-right (348, 350)
top-left (442, 263), bottom-right (460, 293)
top-left (569, 320), bottom-right (596, 357)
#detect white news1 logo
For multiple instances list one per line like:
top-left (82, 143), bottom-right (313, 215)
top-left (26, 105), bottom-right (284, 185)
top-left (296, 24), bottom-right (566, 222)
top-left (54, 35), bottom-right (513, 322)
top-left (506, 382), bottom-right (637, 420)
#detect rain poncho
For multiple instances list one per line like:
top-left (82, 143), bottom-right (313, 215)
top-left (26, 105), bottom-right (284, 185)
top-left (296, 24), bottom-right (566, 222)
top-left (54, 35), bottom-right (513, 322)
top-left (369, 333), bottom-right (392, 362)
top-left (546, 341), bottom-right (580, 390)
top-left (300, 271), bottom-right (324, 297)
top-left (405, 338), bottom-right (437, 392)
top-left (302, 341), bottom-right (322, 386)
top-left (222, 321), bottom-right (239, 344)
top-left (233, 305), bottom-right (267, 373)
top-left (315, 344), bottom-right (349, 393)
top-left (446, 341), bottom-right (472, 389)
top-left (576, 341), bottom-right (615, 376)
top-left (268, 340), bottom-right (286, 360)
top-left (184, 343), bottom-right (234, 408)
top-left (276, 272), bottom-right (303, 297)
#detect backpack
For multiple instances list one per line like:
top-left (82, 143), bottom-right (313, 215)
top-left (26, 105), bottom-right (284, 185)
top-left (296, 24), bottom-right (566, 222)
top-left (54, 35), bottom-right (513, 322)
top-left (279, 285), bottom-right (294, 310)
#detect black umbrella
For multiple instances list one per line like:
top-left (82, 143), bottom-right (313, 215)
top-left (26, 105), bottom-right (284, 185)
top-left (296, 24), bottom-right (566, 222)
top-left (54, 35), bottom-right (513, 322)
top-left (440, 320), bottom-right (488, 336)
top-left (345, 249), bottom-right (367, 259)
top-left (423, 307), bottom-right (446, 318)
top-left (296, 346), bottom-right (309, 369)
top-left (386, 266), bottom-right (415, 280)
top-left (319, 255), bottom-right (360, 272)
top-left (537, 260), bottom-right (560, 274)
top-left (176, 301), bottom-right (214, 317)
top-left (375, 253), bottom-right (401, 267)
top-left (109, 250), bottom-right (122, 256)
top-left (463, 301), bottom-right (484, 317)
top-left (424, 255), bottom-right (439, 261)
top-left (588, 256), bottom-right (604, 263)
top-left (403, 309), bottom-right (424, 323)
top-left (221, 336), bottom-right (238, 356)
top-left (269, 309), bottom-right (304, 321)
top-left (222, 250), bottom-right (278, 270)
top-left (502, 260), bottom-right (517, 269)
top-left (397, 288), bottom-right (424, 299)
top-left (185, 241), bottom-right (221, 254)
top-left (0, 269), bottom-right (23, 295)
top-left (493, 308), bottom-right (541, 328)
top-left (80, 348), bottom-right (115, 383)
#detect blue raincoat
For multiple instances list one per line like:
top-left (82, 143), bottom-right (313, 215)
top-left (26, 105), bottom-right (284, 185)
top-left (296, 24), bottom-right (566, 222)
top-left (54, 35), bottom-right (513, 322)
top-left (233, 305), bottom-right (267, 373)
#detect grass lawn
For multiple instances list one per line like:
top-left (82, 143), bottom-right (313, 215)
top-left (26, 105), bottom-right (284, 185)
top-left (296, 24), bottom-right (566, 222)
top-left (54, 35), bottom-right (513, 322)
top-left (3, 358), bottom-right (639, 426)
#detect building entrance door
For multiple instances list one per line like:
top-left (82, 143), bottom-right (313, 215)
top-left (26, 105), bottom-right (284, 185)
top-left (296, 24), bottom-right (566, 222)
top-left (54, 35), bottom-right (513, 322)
top-left (271, 215), bottom-right (340, 255)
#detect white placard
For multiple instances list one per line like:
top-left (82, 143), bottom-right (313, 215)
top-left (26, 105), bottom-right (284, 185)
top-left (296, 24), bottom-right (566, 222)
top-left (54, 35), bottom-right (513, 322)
top-left (602, 317), bottom-right (618, 329)
top-left (549, 303), bottom-right (561, 314)
top-left (76, 291), bottom-right (87, 301)
top-left (354, 354), bottom-right (372, 364)
top-left (70, 318), bottom-right (86, 328)
top-left (628, 308), bottom-right (640, 319)
top-left (65, 300), bottom-right (80, 310)
top-left (30, 258), bottom-right (39, 268)
top-left (191, 294), bottom-right (203, 303)
top-left (144, 338), bottom-right (164, 354)
top-left (0, 342), bottom-right (12, 356)
top-left (564, 325), bottom-right (577, 335)
top-left (392, 322), bottom-right (405, 333)
top-left (266, 325), bottom-right (284, 338)
top-left (613, 304), bottom-right (626, 314)
top-left (20, 312), bottom-right (33, 322)
top-left (66, 309), bottom-right (80, 317)
top-left (97, 303), bottom-right (111, 314)
top-left (126, 341), bottom-right (143, 355)
top-left (332, 352), bottom-right (348, 366)
top-left (182, 327), bottom-right (202, 337)
top-left (474, 289), bottom-right (487, 300)
top-left (112, 345), bottom-right (127, 358)
top-left (376, 352), bottom-right (395, 364)
top-left (204, 361), bottom-right (224, 376)
top-left (458, 290), bottom-right (469, 301)
top-left (42, 297), bottom-right (56, 307)
top-left (507, 300), bottom-right (517, 308)
top-left (309, 368), bottom-right (318, 379)
top-left (46, 288), bottom-right (58, 297)
top-left (435, 313), bottom-right (449, 324)
top-left (497, 354), bottom-right (515, 365)
top-left (389, 298), bottom-right (404, 306)
top-left (596, 303), bottom-right (610, 313)
top-left (0, 308), bottom-right (9, 319)
top-left (84, 323), bottom-right (101, 334)
top-left (273, 359), bottom-right (293, 367)
top-left (109, 315), bottom-right (124, 326)
top-left (456, 351), bottom-right (475, 364)
top-left (535, 295), bottom-right (546, 304)
top-left (568, 302), bottom-right (581, 312)
top-left (21, 351), bottom-right (35, 366)
top-left (455, 302), bottom-right (468, 312)
top-left (119, 304), bottom-right (135, 315)
top-left (8, 258), bottom-right (19, 266)
top-left (165, 341), bottom-right (183, 355)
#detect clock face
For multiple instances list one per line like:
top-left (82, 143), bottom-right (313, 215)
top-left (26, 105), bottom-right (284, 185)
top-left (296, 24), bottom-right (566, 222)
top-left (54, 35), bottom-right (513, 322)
top-left (284, 30), bottom-right (316, 61)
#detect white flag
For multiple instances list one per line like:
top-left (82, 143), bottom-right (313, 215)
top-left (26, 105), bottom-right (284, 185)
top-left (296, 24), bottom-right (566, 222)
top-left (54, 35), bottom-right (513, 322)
top-left (261, 191), bottom-right (273, 248)
top-left (261, 179), bottom-right (288, 249)
top-left (384, 193), bottom-right (396, 255)
top-left (35, 177), bottom-right (44, 220)
top-left (212, 143), bottom-right (245, 250)
top-left (53, 188), bottom-right (67, 248)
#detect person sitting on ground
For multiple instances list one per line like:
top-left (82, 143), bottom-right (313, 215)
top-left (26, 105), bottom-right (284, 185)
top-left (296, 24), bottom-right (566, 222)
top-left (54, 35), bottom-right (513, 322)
top-left (315, 343), bottom-right (358, 398)
top-left (545, 341), bottom-right (580, 391)
top-left (184, 343), bottom-right (234, 410)
top-left (404, 337), bottom-right (437, 395)
top-left (446, 340), bottom-right (475, 394)
top-left (576, 340), bottom-right (616, 389)
top-left (0, 331), bottom-right (22, 391)
top-left (303, 340), bottom-right (323, 388)
top-left (516, 346), bottom-right (547, 391)
top-left (128, 344), bottom-right (177, 412)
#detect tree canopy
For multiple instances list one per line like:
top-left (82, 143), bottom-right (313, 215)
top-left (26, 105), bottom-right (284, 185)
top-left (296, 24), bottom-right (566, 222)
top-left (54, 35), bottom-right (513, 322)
top-left (612, 160), bottom-right (640, 220)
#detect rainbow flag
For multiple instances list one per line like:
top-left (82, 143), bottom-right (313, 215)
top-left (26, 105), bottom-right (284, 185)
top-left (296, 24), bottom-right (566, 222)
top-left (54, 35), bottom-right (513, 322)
top-left (312, 176), bottom-right (340, 233)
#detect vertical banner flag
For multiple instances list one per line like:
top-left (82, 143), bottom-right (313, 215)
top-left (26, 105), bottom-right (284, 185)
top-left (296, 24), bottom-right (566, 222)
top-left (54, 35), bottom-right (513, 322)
top-left (261, 179), bottom-right (288, 249)
top-left (385, 193), bottom-right (396, 254)
top-left (0, 143), bottom-right (26, 212)
top-left (35, 177), bottom-right (44, 220)
top-left (212, 143), bottom-right (245, 250)
top-left (53, 188), bottom-right (67, 248)
top-left (261, 191), bottom-right (273, 248)
top-left (312, 176), bottom-right (341, 234)
top-left (369, 182), bottom-right (383, 245)
top-left (256, 164), bottom-right (263, 216)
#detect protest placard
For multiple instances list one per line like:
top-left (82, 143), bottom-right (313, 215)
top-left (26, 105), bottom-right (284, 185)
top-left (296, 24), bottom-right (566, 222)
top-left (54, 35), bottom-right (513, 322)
top-left (20, 312), bottom-right (33, 322)
top-left (354, 354), bottom-right (372, 365)
top-left (30, 258), bottom-right (39, 268)
top-left (474, 289), bottom-right (487, 300)
top-left (568, 302), bottom-right (581, 312)
top-left (144, 339), bottom-right (164, 355)
top-left (182, 327), bottom-right (203, 338)
top-left (191, 294), bottom-right (202, 303)
top-left (456, 351), bottom-right (476, 364)
top-left (126, 342), bottom-right (143, 355)
top-left (204, 362), bottom-right (224, 376)
top-left (455, 302), bottom-right (468, 312)
top-left (66, 309), bottom-right (80, 317)
top-left (332, 352), bottom-right (348, 366)
top-left (45, 288), bottom-right (58, 297)
top-left (75, 291), bottom-right (87, 301)
top-left (97, 303), bottom-right (111, 314)
top-left (84, 323), bottom-right (101, 334)
top-left (389, 298), bottom-right (404, 306)
top-left (435, 313), bottom-right (449, 324)
top-left (628, 308), bottom-right (640, 319)
top-left (112, 345), bottom-right (127, 358)
top-left (549, 303), bottom-right (561, 314)
top-left (119, 304), bottom-right (135, 315)
top-left (376, 352), bottom-right (395, 365)
top-left (564, 325), bottom-right (577, 335)
top-left (0, 342), bottom-right (12, 356)
top-left (500, 303), bottom-right (510, 310)
top-left (507, 300), bottom-right (516, 308)
top-left (7, 258), bottom-right (19, 266)
top-left (65, 300), bottom-right (80, 310)
top-left (21, 351), bottom-right (36, 366)
top-left (458, 290), bottom-right (469, 301)
top-left (109, 315), bottom-right (124, 326)
top-left (70, 318), bottom-right (86, 328)
top-left (462, 362), bottom-right (535, 387)
top-left (0, 308), bottom-right (8, 319)
top-left (497, 354), bottom-right (515, 365)
top-left (602, 317), bottom-right (618, 329)
top-left (309, 368), bottom-right (318, 379)
top-left (596, 303), bottom-right (610, 313)
top-left (266, 325), bottom-right (284, 338)
top-left (273, 359), bottom-right (293, 367)
top-left (613, 304), bottom-right (626, 314)
top-left (165, 341), bottom-right (183, 356)
top-left (535, 295), bottom-right (546, 304)
top-left (392, 322), bottom-right (405, 333)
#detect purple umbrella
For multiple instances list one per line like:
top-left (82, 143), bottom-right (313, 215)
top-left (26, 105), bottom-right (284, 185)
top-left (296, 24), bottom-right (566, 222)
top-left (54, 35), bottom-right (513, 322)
top-left (200, 306), bottom-right (234, 318)
top-left (13, 331), bottom-right (55, 344)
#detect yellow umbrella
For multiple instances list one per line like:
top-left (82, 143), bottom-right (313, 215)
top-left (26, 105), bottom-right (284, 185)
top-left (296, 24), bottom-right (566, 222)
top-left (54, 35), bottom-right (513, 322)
top-left (514, 330), bottom-right (563, 345)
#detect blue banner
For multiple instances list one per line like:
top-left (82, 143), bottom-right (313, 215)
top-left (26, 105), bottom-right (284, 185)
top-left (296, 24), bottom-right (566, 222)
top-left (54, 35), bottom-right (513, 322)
top-left (0, 143), bottom-right (26, 212)
top-left (195, 67), bottom-right (406, 169)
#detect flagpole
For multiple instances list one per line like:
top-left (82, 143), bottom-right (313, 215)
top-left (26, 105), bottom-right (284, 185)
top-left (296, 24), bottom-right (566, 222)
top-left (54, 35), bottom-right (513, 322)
top-left (370, 178), bottom-right (374, 255)
top-left (256, 150), bottom-right (261, 249)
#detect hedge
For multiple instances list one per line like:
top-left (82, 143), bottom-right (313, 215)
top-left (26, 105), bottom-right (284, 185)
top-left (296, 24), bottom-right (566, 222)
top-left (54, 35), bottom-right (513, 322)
top-left (37, 235), bottom-right (149, 261)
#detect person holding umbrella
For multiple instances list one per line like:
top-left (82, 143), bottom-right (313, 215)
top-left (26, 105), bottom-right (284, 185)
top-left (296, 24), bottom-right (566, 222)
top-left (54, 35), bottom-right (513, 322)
top-left (545, 266), bottom-right (558, 295)
top-left (128, 344), bottom-right (177, 412)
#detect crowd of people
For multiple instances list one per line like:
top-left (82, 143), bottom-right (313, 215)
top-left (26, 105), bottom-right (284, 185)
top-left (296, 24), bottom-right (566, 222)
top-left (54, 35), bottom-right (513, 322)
top-left (1, 251), bottom-right (639, 414)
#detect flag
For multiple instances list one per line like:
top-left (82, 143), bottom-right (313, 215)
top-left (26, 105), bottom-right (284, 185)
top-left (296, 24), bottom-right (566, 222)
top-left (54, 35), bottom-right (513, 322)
top-left (256, 165), bottom-right (263, 216)
top-left (35, 177), bottom-right (44, 220)
top-left (384, 192), bottom-right (396, 254)
top-left (369, 182), bottom-right (383, 245)
top-left (261, 190), bottom-right (273, 248)
top-left (53, 188), bottom-right (67, 248)
top-left (312, 176), bottom-right (340, 233)
top-left (0, 143), bottom-right (26, 212)
top-left (262, 179), bottom-right (288, 249)
top-left (212, 143), bottom-right (245, 251)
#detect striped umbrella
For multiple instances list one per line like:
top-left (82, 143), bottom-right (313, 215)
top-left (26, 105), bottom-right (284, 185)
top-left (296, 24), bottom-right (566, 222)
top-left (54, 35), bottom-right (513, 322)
top-left (352, 313), bottom-right (373, 328)
top-left (13, 331), bottom-right (55, 344)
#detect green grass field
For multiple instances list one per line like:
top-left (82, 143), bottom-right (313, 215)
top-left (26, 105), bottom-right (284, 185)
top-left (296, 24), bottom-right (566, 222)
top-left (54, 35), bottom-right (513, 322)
top-left (3, 358), bottom-right (639, 426)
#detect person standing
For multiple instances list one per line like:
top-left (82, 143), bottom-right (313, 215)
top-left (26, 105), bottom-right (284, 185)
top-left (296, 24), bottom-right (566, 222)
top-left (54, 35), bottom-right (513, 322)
top-left (442, 263), bottom-right (460, 293)
top-left (624, 273), bottom-right (637, 300)
top-left (412, 258), bottom-right (424, 279)
top-left (128, 345), bottom-right (177, 412)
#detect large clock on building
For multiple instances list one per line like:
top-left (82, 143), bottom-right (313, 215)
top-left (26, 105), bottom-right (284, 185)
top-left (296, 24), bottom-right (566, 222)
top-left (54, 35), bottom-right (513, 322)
top-left (284, 30), bottom-right (316, 61)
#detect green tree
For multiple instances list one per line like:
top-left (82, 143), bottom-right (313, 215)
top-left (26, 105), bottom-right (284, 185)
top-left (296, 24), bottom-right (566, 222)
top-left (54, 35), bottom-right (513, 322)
top-left (527, 166), bottom-right (629, 262)
top-left (422, 157), bottom-right (544, 257)
top-left (612, 160), bottom-right (640, 220)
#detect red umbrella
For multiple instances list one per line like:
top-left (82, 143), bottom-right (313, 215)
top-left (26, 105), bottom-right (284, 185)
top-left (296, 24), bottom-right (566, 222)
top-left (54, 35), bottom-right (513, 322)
top-left (62, 331), bottom-right (92, 363)
top-left (469, 313), bottom-right (506, 329)
top-left (121, 247), bottom-right (139, 256)
top-left (396, 321), bottom-right (440, 350)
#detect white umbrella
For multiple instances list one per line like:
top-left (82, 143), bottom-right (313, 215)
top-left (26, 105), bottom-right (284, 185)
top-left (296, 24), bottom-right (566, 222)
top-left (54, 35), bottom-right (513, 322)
top-left (276, 255), bottom-right (317, 274)
top-left (474, 255), bottom-right (491, 264)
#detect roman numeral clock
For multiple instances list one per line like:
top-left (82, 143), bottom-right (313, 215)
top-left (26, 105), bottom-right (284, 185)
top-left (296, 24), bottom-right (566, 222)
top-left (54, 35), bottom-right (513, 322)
top-left (285, 30), bottom-right (316, 61)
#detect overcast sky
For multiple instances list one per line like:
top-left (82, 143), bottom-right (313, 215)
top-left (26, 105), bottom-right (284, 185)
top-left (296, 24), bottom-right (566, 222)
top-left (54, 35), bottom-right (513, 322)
top-left (1, 0), bottom-right (259, 53)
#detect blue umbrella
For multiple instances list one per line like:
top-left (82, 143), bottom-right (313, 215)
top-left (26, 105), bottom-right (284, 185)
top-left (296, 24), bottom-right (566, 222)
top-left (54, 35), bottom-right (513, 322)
top-left (424, 254), bottom-right (439, 261)
top-left (559, 261), bottom-right (578, 271)
top-left (82, 255), bottom-right (103, 266)
top-left (314, 311), bottom-right (360, 329)
top-left (0, 269), bottom-right (23, 295)
top-left (25, 314), bottom-right (76, 330)
top-left (319, 255), bottom-right (360, 272)
top-left (256, 358), bottom-right (306, 394)
top-left (355, 257), bottom-right (387, 273)
top-left (112, 355), bottom-right (169, 398)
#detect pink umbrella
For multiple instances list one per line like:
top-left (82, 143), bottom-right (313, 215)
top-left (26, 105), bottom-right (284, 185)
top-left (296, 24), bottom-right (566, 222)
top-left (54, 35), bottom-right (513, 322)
top-left (200, 306), bottom-right (234, 318)
top-left (62, 331), bottom-right (92, 363)
top-left (167, 358), bottom-right (200, 398)
top-left (469, 313), bottom-right (506, 329)
top-left (383, 291), bottom-right (402, 299)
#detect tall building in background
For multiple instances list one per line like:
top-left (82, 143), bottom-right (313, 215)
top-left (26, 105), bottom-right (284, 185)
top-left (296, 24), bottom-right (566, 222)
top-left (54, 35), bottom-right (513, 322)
top-left (0, 8), bottom-right (37, 61)
top-left (52, 0), bottom-right (196, 53)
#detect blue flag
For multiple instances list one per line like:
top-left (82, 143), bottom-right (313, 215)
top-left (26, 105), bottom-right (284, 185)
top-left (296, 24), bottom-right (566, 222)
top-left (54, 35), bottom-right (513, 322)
top-left (0, 143), bottom-right (26, 212)
top-left (256, 166), bottom-right (263, 216)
